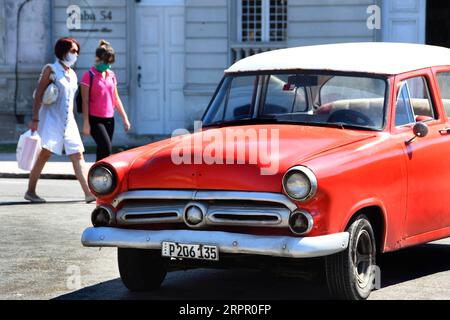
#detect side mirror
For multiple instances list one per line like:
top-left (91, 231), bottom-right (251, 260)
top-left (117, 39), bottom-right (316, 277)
top-left (413, 122), bottom-right (429, 138)
top-left (406, 122), bottom-right (429, 145)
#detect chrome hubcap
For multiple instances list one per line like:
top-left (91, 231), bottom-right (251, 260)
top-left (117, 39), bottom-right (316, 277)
top-left (353, 229), bottom-right (374, 288)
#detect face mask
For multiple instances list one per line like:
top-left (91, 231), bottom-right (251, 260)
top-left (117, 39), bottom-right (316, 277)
top-left (95, 63), bottom-right (112, 73)
top-left (63, 52), bottom-right (78, 67)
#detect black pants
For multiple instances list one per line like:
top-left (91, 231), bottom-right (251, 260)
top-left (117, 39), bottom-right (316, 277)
top-left (89, 115), bottom-right (115, 162)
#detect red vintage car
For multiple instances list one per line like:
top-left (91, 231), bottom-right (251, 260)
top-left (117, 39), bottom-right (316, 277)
top-left (82, 43), bottom-right (450, 300)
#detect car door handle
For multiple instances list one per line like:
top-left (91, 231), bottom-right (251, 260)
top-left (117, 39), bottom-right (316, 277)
top-left (439, 128), bottom-right (450, 135)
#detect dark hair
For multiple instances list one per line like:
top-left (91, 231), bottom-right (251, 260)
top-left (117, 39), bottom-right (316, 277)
top-left (54, 37), bottom-right (80, 60)
top-left (96, 40), bottom-right (115, 64)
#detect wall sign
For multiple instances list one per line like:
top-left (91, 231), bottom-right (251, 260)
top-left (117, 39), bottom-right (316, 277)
top-left (66, 5), bottom-right (113, 32)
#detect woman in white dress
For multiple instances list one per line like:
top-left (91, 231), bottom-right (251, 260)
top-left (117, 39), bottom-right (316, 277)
top-left (26, 37), bottom-right (95, 203)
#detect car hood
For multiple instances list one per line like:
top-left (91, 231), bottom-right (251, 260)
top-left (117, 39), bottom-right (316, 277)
top-left (127, 125), bottom-right (376, 193)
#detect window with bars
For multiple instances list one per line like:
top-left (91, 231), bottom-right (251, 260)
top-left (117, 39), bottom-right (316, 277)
top-left (238, 0), bottom-right (287, 42)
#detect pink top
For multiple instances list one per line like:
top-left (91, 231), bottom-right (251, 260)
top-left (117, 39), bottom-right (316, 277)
top-left (81, 67), bottom-right (117, 118)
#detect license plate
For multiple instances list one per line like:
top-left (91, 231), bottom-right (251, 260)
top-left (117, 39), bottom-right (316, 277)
top-left (162, 242), bottom-right (219, 261)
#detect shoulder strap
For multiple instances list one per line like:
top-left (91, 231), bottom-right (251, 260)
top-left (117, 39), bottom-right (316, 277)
top-left (88, 70), bottom-right (94, 97)
top-left (112, 71), bottom-right (117, 86)
top-left (39, 64), bottom-right (56, 82)
top-left (45, 63), bottom-right (56, 74)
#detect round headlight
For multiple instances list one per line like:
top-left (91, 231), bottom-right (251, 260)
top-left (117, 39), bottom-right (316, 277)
top-left (283, 166), bottom-right (317, 201)
top-left (89, 166), bottom-right (116, 195)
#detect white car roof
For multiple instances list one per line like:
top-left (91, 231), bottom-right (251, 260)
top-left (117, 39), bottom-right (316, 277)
top-left (225, 42), bottom-right (450, 75)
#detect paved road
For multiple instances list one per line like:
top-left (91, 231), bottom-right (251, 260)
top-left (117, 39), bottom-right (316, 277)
top-left (0, 179), bottom-right (449, 300)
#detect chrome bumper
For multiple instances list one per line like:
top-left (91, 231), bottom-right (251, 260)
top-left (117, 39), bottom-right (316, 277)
top-left (81, 227), bottom-right (349, 258)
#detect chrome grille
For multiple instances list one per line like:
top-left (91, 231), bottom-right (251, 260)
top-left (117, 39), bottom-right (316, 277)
top-left (118, 202), bottom-right (184, 225)
top-left (206, 205), bottom-right (287, 226)
top-left (114, 190), bottom-right (296, 229)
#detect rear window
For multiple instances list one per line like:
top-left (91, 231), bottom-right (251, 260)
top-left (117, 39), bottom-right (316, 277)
top-left (437, 72), bottom-right (450, 117)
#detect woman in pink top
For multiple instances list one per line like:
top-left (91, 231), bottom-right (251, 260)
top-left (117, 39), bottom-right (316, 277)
top-left (80, 40), bottom-right (131, 161)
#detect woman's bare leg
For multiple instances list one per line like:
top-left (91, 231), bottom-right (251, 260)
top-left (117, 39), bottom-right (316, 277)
top-left (69, 152), bottom-right (93, 197)
top-left (27, 148), bottom-right (52, 195)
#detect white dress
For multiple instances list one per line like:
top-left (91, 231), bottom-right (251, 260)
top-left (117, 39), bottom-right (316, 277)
top-left (38, 61), bottom-right (85, 156)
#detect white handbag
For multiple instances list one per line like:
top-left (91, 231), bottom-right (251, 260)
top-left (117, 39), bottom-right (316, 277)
top-left (16, 130), bottom-right (42, 172)
top-left (33, 64), bottom-right (59, 106)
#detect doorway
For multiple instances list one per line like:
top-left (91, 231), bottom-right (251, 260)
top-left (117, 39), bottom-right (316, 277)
top-left (135, 2), bottom-right (185, 135)
top-left (426, 1), bottom-right (450, 48)
top-left (381, 0), bottom-right (426, 43)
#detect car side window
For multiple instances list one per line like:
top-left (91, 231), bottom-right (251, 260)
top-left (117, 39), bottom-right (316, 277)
top-left (436, 72), bottom-right (450, 117)
top-left (405, 77), bottom-right (436, 119)
top-left (395, 83), bottom-right (415, 127)
top-left (224, 76), bottom-right (257, 121)
top-left (209, 78), bottom-right (230, 124)
top-left (395, 77), bottom-right (436, 127)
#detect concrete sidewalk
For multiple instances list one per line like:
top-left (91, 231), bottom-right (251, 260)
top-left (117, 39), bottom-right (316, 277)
top-left (0, 153), bottom-right (96, 180)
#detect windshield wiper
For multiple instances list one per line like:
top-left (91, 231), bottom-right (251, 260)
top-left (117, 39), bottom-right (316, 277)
top-left (315, 122), bottom-right (380, 131)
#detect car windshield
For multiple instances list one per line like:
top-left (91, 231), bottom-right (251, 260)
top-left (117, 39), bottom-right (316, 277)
top-left (202, 72), bottom-right (388, 130)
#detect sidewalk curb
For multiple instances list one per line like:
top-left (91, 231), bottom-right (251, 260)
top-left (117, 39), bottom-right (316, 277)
top-left (0, 173), bottom-right (76, 180)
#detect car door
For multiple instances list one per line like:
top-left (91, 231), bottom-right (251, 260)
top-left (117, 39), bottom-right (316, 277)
top-left (392, 71), bottom-right (450, 239)
top-left (434, 67), bottom-right (450, 230)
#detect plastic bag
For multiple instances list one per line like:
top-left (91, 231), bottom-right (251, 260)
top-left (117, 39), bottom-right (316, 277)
top-left (16, 130), bottom-right (42, 171)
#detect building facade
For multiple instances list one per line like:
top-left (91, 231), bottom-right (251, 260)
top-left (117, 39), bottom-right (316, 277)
top-left (0, 0), bottom-right (446, 145)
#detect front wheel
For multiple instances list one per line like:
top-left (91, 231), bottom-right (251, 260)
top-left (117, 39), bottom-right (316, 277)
top-left (325, 215), bottom-right (377, 300)
top-left (118, 248), bottom-right (168, 292)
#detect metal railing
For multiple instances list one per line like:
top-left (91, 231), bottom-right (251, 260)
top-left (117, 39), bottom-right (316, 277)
top-left (230, 42), bottom-right (286, 63)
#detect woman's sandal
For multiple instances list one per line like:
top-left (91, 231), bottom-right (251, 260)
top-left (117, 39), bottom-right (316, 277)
top-left (85, 194), bottom-right (96, 204)
top-left (24, 192), bottom-right (47, 204)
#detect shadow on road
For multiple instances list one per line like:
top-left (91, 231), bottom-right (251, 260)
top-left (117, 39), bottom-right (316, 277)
top-left (55, 242), bottom-right (450, 300)
top-left (55, 269), bottom-right (331, 300)
top-left (378, 242), bottom-right (450, 287)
